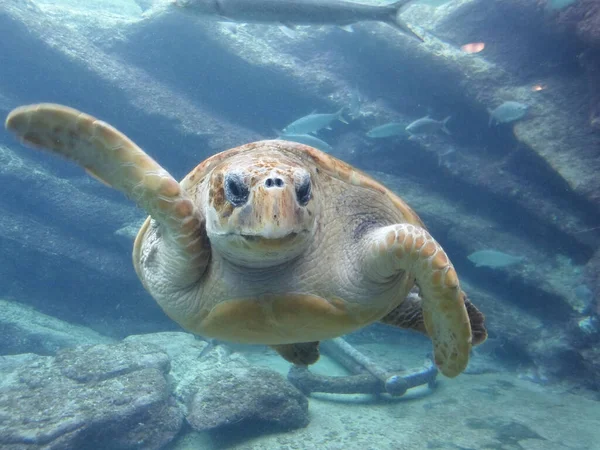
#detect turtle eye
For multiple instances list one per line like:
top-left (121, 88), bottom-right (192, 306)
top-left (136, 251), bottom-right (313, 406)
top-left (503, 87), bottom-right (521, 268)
top-left (224, 173), bottom-right (249, 207)
top-left (295, 175), bottom-right (311, 206)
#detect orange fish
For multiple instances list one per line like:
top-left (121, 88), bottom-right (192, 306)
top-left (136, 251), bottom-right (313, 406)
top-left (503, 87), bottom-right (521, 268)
top-left (461, 42), bottom-right (485, 54)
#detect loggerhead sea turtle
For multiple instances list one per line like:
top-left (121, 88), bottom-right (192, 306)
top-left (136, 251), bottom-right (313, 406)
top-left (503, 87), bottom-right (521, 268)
top-left (5, 104), bottom-right (487, 378)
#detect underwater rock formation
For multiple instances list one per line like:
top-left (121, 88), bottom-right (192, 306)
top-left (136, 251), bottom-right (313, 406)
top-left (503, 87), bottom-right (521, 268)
top-left (552, 0), bottom-right (600, 129)
top-left (554, 0), bottom-right (600, 49)
top-left (0, 299), bottom-right (113, 355)
top-left (584, 248), bottom-right (600, 317)
top-left (187, 367), bottom-right (309, 432)
top-left (0, 342), bottom-right (183, 450)
top-left (124, 333), bottom-right (310, 432)
top-left (0, 333), bottom-right (310, 448)
top-left (0, 141), bottom-right (148, 324)
top-left (579, 50), bottom-right (600, 130)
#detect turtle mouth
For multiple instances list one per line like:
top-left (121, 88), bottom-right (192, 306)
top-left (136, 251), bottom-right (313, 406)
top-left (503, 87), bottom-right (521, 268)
top-left (240, 232), bottom-right (299, 242)
top-left (232, 230), bottom-right (310, 249)
top-left (213, 230), bottom-right (311, 267)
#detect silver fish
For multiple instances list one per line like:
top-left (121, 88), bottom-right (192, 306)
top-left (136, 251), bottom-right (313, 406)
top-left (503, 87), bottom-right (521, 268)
top-left (406, 115), bottom-right (451, 135)
top-left (275, 133), bottom-right (333, 152)
top-left (488, 101), bottom-right (529, 126)
top-left (468, 250), bottom-right (525, 269)
top-left (282, 108), bottom-right (348, 135)
top-left (366, 122), bottom-right (406, 138)
top-left (173, 0), bottom-right (423, 41)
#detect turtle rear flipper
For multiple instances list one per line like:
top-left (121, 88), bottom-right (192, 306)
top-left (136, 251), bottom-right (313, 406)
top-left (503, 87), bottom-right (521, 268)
top-left (363, 224), bottom-right (472, 378)
top-left (271, 342), bottom-right (321, 366)
top-left (5, 104), bottom-right (210, 286)
top-left (381, 291), bottom-right (488, 346)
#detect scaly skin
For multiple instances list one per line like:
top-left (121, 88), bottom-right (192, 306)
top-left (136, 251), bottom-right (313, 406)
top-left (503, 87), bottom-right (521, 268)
top-left (363, 224), bottom-right (472, 377)
top-left (5, 104), bottom-right (210, 291)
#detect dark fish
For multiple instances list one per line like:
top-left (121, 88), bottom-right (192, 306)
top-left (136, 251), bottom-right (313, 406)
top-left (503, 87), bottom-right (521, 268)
top-left (174, 0), bottom-right (423, 41)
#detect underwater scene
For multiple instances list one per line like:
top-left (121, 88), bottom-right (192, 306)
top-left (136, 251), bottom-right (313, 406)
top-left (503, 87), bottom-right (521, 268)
top-left (1, 0), bottom-right (600, 448)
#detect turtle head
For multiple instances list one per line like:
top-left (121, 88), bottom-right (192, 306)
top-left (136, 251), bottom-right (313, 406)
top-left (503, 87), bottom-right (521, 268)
top-left (204, 148), bottom-right (317, 267)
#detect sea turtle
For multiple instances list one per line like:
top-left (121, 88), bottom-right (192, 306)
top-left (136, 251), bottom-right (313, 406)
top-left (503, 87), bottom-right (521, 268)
top-left (5, 104), bottom-right (487, 377)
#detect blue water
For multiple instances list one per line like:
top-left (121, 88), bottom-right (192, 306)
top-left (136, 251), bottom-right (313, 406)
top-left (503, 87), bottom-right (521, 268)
top-left (0, 0), bottom-right (599, 449)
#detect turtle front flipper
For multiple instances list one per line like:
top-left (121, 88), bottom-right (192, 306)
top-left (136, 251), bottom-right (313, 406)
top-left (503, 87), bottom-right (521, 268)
top-left (363, 224), bottom-right (472, 377)
top-left (5, 104), bottom-right (209, 286)
top-left (381, 291), bottom-right (488, 346)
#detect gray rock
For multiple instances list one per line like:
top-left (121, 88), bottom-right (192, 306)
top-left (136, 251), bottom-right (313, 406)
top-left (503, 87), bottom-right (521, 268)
top-left (125, 333), bottom-right (309, 431)
top-left (124, 332), bottom-right (249, 403)
top-left (187, 366), bottom-right (309, 432)
top-left (0, 299), bottom-right (114, 355)
top-left (55, 341), bottom-right (170, 382)
top-left (0, 341), bottom-right (183, 450)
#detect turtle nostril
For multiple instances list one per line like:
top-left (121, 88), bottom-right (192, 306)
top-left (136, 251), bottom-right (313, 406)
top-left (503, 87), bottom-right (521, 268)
top-left (265, 177), bottom-right (284, 188)
top-left (224, 173), bottom-right (249, 207)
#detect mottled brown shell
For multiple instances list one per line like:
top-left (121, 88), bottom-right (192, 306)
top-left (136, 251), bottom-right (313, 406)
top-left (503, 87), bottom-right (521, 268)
top-left (181, 140), bottom-right (425, 228)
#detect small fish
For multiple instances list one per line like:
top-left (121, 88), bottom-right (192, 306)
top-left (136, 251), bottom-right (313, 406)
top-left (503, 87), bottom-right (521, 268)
top-left (366, 122), bottom-right (406, 138)
top-left (460, 42), bottom-right (485, 54)
top-left (282, 108), bottom-right (348, 135)
top-left (406, 115), bottom-right (451, 136)
top-left (545, 0), bottom-right (576, 11)
top-left (575, 284), bottom-right (593, 303)
top-left (468, 250), bottom-right (525, 269)
top-left (275, 132), bottom-right (333, 152)
top-left (488, 101), bottom-right (529, 126)
top-left (174, 0), bottom-right (424, 41)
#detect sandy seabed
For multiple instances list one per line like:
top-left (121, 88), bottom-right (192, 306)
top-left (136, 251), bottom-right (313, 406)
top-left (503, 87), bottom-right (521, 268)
top-left (168, 340), bottom-right (600, 450)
